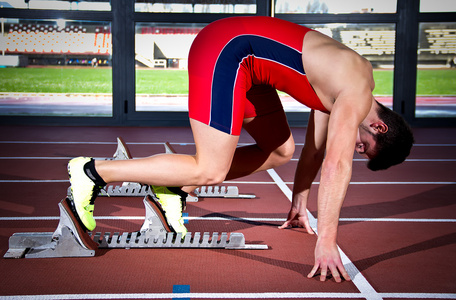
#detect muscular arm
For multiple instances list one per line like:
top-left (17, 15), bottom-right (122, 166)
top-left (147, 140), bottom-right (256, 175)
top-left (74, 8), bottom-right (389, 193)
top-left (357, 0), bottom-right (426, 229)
top-left (281, 110), bottom-right (328, 232)
top-left (309, 68), bottom-right (372, 282)
top-left (292, 28), bottom-right (375, 282)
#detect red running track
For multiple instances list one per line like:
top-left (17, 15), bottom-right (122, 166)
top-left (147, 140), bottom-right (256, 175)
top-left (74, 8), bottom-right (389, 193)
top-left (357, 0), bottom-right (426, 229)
top-left (0, 125), bottom-right (455, 300)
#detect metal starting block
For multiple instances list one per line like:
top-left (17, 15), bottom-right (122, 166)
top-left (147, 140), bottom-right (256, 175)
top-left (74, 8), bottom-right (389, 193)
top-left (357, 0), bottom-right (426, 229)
top-left (4, 198), bottom-right (98, 259)
top-left (101, 137), bottom-right (255, 201)
top-left (90, 182), bottom-right (255, 200)
top-left (67, 182), bottom-right (151, 198)
top-left (4, 195), bottom-right (268, 258)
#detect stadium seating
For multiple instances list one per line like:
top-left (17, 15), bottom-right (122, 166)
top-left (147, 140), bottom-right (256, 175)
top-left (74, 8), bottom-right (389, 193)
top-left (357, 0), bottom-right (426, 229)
top-left (425, 29), bottom-right (456, 54)
top-left (340, 30), bottom-right (395, 55)
top-left (3, 23), bottom-right (111, 55)
top-left (3, 22), bottom-right (454, 68)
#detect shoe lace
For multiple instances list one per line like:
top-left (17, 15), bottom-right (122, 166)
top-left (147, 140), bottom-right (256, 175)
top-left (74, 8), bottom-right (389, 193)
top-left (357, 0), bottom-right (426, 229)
top-left (166, 187), bottom-right (187, 211)
top-left (89, 185), bottom-right (105, 206)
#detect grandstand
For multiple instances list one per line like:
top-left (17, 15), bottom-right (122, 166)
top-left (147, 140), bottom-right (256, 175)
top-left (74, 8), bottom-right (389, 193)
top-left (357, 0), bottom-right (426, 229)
top-left (418, 24), bottom-right (456, 66)
top-left (0, 20), bottom-right (198, 68)
top-left (0, 21), bottom-right (111, 66)
top-left (330, 24), bottom-right (456, 67)
top-left (1, 19), bottom-right (455, 69)
top-left (340, 30), bottom-right (395, 56)
top-left (426, 29), bottom-right (456, 54)
top-left (318, 26), bottom-right (396, 67)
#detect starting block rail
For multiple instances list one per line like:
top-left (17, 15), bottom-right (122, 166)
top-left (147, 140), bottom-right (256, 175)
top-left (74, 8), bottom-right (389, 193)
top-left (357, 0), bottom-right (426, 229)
top-left (84, 183), bottom-right (255, 200)
top-left (4, 195), bottom-right (267, 258)
top-left (106, 138), bottom-right (256, 201)
top-left (3, 137), bottom-right (266, 259)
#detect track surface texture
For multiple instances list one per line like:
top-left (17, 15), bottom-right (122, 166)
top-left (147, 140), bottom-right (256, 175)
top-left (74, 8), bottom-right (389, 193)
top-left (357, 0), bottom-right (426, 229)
top-left (0, 125), bottom-right (455, 300)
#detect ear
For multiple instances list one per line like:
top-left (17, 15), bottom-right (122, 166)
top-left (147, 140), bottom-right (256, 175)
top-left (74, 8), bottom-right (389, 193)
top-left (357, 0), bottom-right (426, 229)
top-left (370, 122), bottom-right (388, 134)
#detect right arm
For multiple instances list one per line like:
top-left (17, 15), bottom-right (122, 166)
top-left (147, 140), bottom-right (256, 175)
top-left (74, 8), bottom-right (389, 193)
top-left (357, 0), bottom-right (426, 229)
top-left (279, 109), bottom-right (329, 232)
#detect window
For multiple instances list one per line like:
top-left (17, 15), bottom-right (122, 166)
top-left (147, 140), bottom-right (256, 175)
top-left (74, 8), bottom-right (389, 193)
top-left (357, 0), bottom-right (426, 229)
top-left (286, 23), bottom-right (395, 112)
top-left (276, 0), bottom-right (396, 14)
top-left (416, 22), bottom-right (456, 118)
top-left (0, 19), bottom-right (112, 116)
top-left (1, 0), bottom-right (111, 11)
top-left (135, 0), bottom-right (256, 14)
top-left (135, 23), bottom-right (204, 112)
top-left (133, 22), bottom-right (396, 113)
top-left (420, 0), bottom-right (456, 13)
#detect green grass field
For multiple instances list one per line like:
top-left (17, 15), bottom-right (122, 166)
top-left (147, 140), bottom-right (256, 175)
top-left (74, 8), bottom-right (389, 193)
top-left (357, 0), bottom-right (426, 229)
top-left (0, 67), bottom-right (455, 96)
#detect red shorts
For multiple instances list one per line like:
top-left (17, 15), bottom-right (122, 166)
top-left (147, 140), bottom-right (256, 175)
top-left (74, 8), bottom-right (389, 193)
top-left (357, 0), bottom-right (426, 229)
top-left (188, 16), bottom-right (326, 135)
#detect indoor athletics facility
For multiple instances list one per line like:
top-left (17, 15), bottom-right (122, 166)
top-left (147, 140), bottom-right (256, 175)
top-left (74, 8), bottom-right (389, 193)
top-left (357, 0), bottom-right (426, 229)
top-left (0, 0), bottom-right (455, 299)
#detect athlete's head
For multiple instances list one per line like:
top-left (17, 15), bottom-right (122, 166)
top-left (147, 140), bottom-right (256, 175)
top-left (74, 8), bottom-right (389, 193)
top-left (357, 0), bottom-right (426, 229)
top-left (356, 101), bottom-right (414, 171)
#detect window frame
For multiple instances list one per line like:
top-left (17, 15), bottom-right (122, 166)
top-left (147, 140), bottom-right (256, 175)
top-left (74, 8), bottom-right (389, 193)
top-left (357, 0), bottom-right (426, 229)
top-left (0, 0), bottom-right (454, 127)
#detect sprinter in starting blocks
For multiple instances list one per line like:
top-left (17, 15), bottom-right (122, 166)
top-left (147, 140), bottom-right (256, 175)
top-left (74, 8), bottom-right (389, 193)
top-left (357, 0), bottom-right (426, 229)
top-left (96, 138), bottom-right (255, 202)
top-left (4, 137), bottom-right (265, 259)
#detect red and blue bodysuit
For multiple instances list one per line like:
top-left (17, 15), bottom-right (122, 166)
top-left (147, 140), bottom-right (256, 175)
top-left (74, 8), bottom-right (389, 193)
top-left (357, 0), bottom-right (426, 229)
top-left (188, 16), bottom-right (327, 135)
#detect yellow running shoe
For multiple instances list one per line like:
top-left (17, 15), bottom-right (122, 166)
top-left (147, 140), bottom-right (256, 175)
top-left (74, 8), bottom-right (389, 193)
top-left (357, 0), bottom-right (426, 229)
top-left (67, 157), bottom-right (102, 231)
top-left (151, 186), bottom-right (187, 236)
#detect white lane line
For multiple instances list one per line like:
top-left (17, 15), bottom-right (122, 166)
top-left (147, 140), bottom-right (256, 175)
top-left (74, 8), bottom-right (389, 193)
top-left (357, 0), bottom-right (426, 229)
top-left (1, 292), bottom-right (456, 299)
top-left (1, 180), bottom-right (455, 185)
top-left (226, 181), bottom-right (456, 185)
top-left (291, 159), bottom-right (456, 162)
top-left (0, 157), bottom-right (122, 160)
top-left (1, 216), bottom-right (455, 223)
top-left (266, 168), bottom-right (382, 300)
top-left (338, 218), bottom-right (456, 223)
top-left (230, 181), bottom-right (456, 185)
top-left (1, 141), bottom-right (456, 147)
top-left (2, 157), bottom-right (456, 162)
top-left (0, 180), bottom-right (69, 183)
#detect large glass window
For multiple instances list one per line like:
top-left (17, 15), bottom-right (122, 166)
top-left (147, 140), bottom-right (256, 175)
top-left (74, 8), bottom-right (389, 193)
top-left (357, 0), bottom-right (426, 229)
top-left (416, 23), bottom-right (456, 118)
top-left (287, 23), bottom-right (395, 112)
top-left (420, 0), bottom-right (456, 13)
top-left (135, 0), bottom-right (256, 13)
top-left (135, 23), bottom-right (202, 112)
top-left (0, 19), bottom-right (112, 116)
top-left (276, 0), bottom-right (396, 14)
top-left (0, 0), bottom-right (111, 11)
top-left (134, 22), bottom-right (396, 113)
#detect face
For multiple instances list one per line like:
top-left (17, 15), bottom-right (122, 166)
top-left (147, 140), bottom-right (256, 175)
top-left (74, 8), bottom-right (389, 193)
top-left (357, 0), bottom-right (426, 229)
top-left (355, 124), bottom-right (378, 159)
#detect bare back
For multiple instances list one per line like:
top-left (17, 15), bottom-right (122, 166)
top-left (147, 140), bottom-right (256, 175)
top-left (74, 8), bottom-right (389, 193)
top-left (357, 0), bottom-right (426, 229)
top-left (301, 30), bottom-right (375, 112)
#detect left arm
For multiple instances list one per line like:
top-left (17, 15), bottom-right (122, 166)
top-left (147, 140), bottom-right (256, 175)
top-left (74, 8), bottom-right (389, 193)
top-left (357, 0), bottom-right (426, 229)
top-left (301, 33), bottom-right (375, 282)
top-left (309, 85), bottom-right (372, 282)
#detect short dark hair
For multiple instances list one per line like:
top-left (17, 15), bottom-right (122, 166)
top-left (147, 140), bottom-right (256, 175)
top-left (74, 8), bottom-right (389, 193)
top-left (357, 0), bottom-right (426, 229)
top-left (367, 101), bottom-right (414, 171)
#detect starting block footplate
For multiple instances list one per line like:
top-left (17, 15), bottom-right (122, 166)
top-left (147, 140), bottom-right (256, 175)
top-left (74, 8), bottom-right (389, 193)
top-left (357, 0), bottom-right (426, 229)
top-left (4, 137), bottom-right (266, 259)
top-left (4, 195), bottom-right (267, 259)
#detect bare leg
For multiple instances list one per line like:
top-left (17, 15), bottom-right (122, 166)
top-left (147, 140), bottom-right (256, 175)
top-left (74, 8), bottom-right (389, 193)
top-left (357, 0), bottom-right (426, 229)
top-left (95, 119), bottom-right (239, 187)
top-left (180, 109), bottom-right (293, 194)
top-left (225, 109), bottom-right (294, 180)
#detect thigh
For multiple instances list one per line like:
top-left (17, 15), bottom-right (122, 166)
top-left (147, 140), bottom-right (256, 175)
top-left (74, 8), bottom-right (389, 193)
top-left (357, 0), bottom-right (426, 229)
top-left (190, 119), bottom-right (240, 176)
top-left (243, 86), bottom-right (293, 153)
top-left (243, 110), bottom-right (293, 154)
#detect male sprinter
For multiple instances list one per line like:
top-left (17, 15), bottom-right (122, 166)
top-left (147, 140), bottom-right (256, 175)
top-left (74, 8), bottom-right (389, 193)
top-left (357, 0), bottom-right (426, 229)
top-left (67, 17), bottom-right (413, 282)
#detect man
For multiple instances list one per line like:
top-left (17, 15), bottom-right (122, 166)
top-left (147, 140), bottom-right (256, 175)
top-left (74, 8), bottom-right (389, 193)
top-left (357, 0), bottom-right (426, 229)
top-left (67, 17), bottom-right (413, 283)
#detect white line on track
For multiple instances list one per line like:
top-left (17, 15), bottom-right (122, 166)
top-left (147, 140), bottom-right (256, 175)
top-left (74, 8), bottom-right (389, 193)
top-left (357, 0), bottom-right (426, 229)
top-left (227, 181), bottom-right (456, 185)
top-left (1, 216), bottom-right (455, 223)
top-left (1, 157), bottom-right (456, 162)
top-left (1, 180), bottom-right (455, 185)
top-left (1, 292), bottom-right (456, 299)
top-left (0, 141), bottom-right (456, 147)
top-left (1, 140), bottom-right (454, 299)
top-left (266, 168), bottom-right (382, 300)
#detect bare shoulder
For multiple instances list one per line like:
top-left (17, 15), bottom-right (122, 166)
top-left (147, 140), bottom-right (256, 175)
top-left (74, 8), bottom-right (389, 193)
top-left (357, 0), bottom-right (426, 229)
top-left (302, 30), bottom-right (375, 106)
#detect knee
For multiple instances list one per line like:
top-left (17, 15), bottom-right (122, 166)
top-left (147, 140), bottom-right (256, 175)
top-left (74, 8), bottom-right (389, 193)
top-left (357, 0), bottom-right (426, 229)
top-left (270, 138), bottom-right (295, 166)
top-left (192, 168), bottom-right (228, 186)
